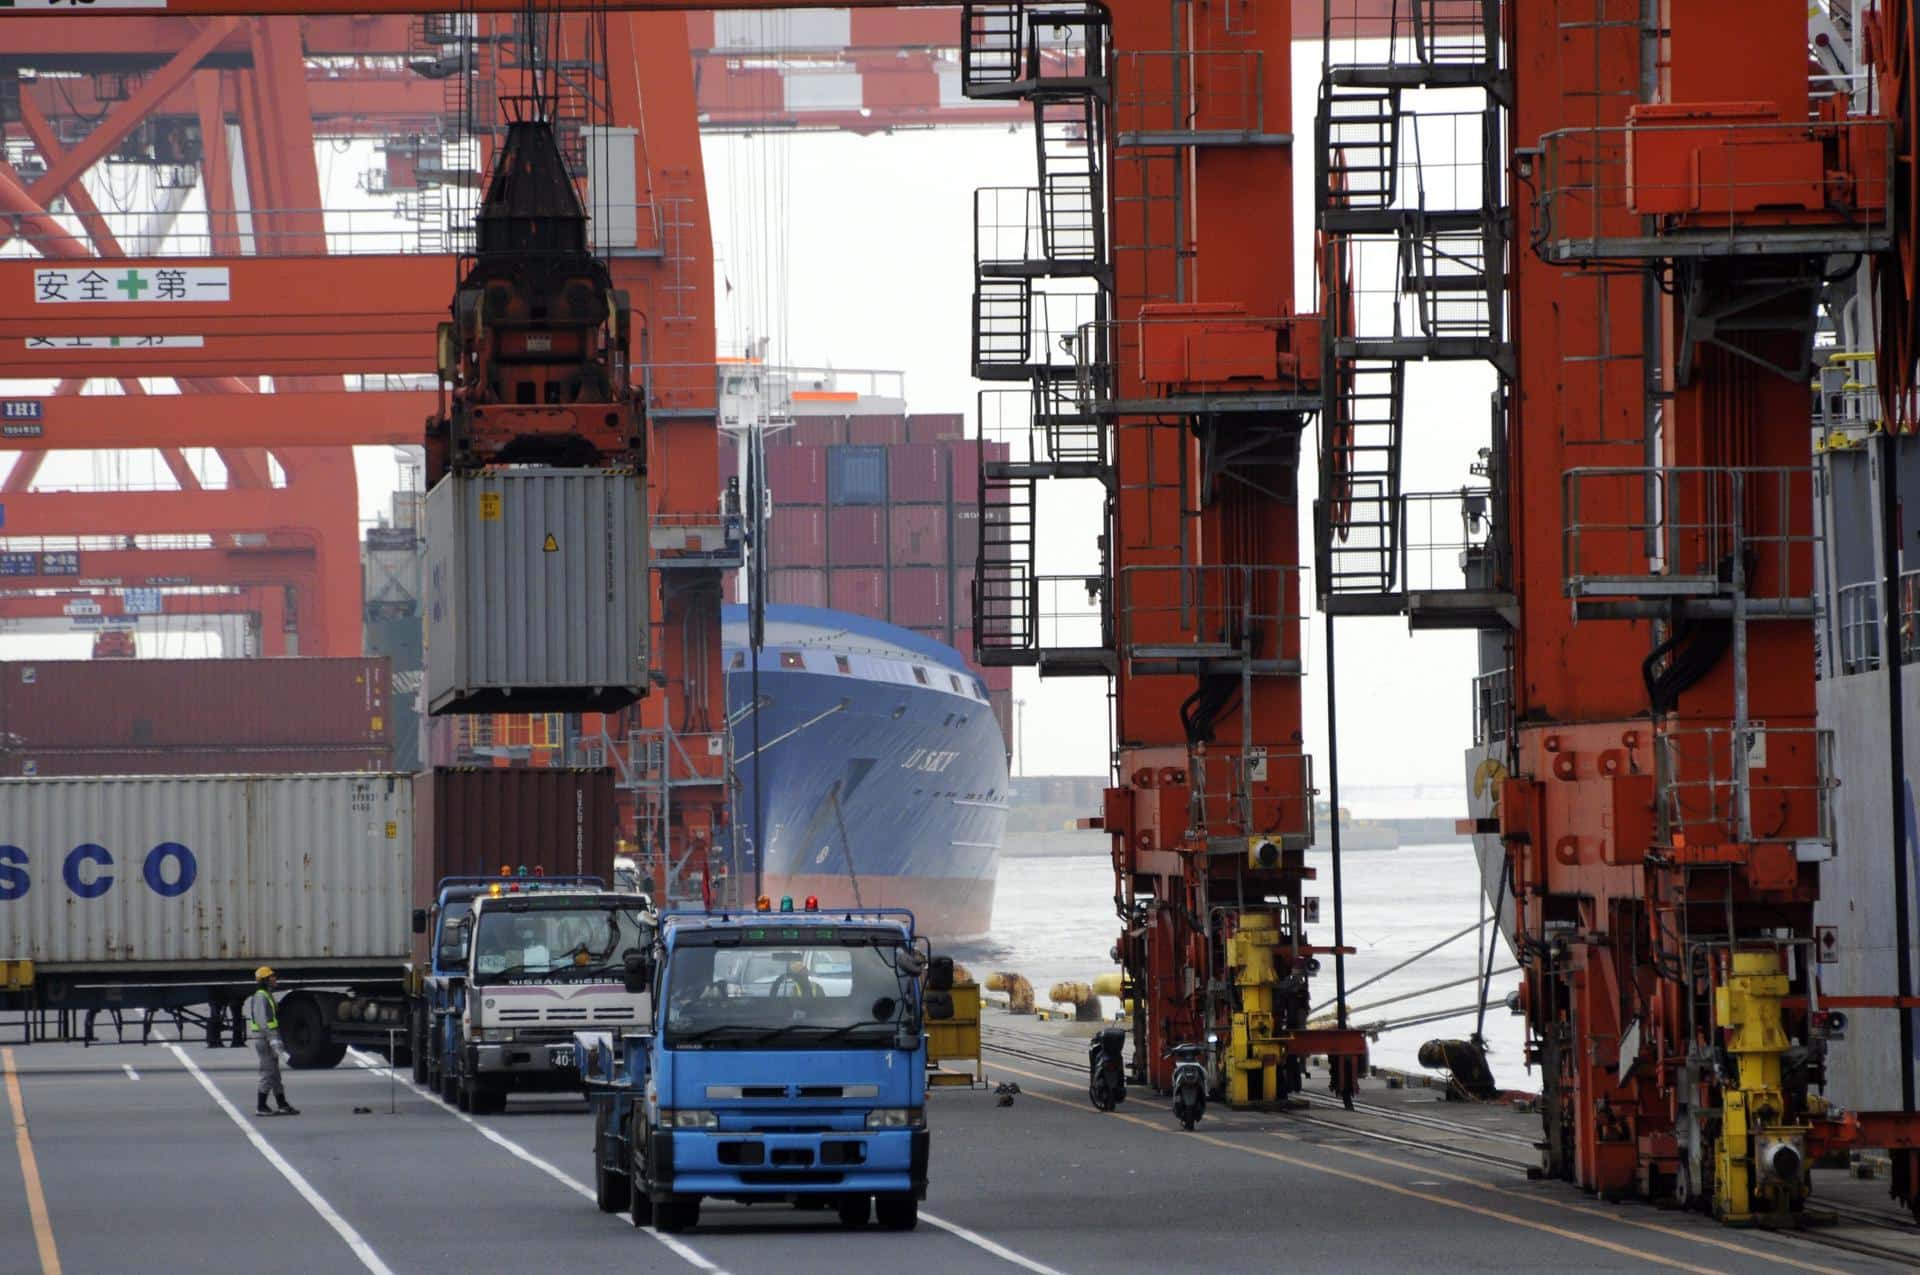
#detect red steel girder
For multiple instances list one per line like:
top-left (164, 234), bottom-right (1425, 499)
top-left (0, 590), bottom-right (268, 622)
top-left (0, 254), bottom-right (446, 378)
top-left (1, 1), bottom-right (1381, 24)
top-left (36, 545), bottom-right (320, 588)
top-left (0, 390), bottom-right (431, 450)
top-left (19, 18), bottom-right (239, 210)
top-left (3, 487), bottom-right (317, 538)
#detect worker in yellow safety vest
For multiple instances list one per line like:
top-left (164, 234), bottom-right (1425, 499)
top-left (247, 967), bottom-right (300, 1117)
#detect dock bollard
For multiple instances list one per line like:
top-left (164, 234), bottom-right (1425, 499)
top-left (985, 972), bottom-right (1034, 1015)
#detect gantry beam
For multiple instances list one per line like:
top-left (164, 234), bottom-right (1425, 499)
top-left (0, 590), bottom-right (266, 622)
top-left (0, 255), bottom-right (446, 379)
top-left (0, 391), bottom-right (432, 450)
top-left (21, 544), bottom-right (320, 587)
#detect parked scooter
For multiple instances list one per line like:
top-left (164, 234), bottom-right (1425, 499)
top-left (1169, 1039), bottom-right (1211, 1130)
top-left (1088, 1026), bottom-right (1127, 1111)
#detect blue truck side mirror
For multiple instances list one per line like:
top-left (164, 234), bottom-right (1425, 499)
top-left (411, 908), bottom-right (428, 935)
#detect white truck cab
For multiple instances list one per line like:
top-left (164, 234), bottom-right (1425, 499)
top-left (447, 886), bottom-right (654, 1113)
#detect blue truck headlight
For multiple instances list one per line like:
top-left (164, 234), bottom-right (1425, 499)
top-left (864, 1108), bottom-right (924, 1130)
top-left (660, 1109), bottom-right (719, 1130)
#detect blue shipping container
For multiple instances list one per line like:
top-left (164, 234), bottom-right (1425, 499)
top-left (828, 445), bottom-right (888, 506)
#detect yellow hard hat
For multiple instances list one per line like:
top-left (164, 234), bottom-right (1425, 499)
top-left (255, 966), bottom-right (275, 981)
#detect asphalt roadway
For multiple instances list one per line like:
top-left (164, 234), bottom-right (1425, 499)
top-left (1, 1038), bottom-right (1909, 1274)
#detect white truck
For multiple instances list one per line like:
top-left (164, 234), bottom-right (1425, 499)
top-left (432, 884), bottom-right (654, 1113)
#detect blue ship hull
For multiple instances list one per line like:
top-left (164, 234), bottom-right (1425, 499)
top-left (722, 605), bottom-right (1007, 938)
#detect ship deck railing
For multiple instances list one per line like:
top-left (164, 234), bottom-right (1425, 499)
top-left (1833, 571), bottom-right (1920, 674)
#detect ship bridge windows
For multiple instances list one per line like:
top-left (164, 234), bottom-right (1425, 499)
top-left (780, 651), bottom-right (804, 669)
top-left (950, 674), bottom-right (965, 694)
top-left (730, 651), bottom-right (745, 670)
top-left (913, 666), bottom-right (929, 685)
top-left (836, 655), bottom-right (852, 674)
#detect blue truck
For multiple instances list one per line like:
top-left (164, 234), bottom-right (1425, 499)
top-left (582, 901), bottom-right (930, 1233)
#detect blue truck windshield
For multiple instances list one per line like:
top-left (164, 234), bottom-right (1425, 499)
top-left (663, 939), bottom-right (912, 1048)
top-left (473, 906), bottom-right (651, 986)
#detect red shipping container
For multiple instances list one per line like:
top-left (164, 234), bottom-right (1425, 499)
top-left (828, 506), bottom-right (887, 566)
top-left (887, 444), bottom-right (948, 504)
top-left (946, 440), bottom-right (983, 496)
top-left (4, 745), bottom-right (394, 778)
top-left (906, 413), bottom-right (966, 444)
top-left (955, 565), bottom-right (978, 624)
top-left (889, 504), bottom-right (949, 566)
top-left (765, 446), bottom-right (827, 505)
top-left (769, 506), bottom-right (827, 568)
top-left (769, 568), bottom-right (828, 609)
top-left (889, 566), bottom-right (949, 630)
top-left (951, 505), bottom-right (983, 562)
top-left (717, 443), bottom-right (740, 483)
top-left (846, 413), bottom-right (907, 446)
top-left (781, 416), bottom-right (846, 448)
top-left (983, 665), bottom-right (1013, 691)
top-left (830, 568), bottom-right (886, 617)
top-left (411, 768), bottom-right (618, 963)
top-left (954, 627), bottom-right (977, 663)
top-left (0, 656), bottom-right (391, 751)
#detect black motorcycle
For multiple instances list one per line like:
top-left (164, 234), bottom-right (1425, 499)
top-left (1169, 1040), bottom-right (1210, 1130)
top-left (1088, 1026), bottom-right (1127, 1111)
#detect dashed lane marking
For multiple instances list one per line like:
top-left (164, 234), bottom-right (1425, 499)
top-left (3, 1047), bottom-right (61, 1275)
top-left (343, 1050), bottom-right (1071, 1274)
top-left (122, 1065), bottom-right (139, 1081)
top-left (342, 1050), bottom-right (723, 1273)
top-left (168, 1045), bottom-right (395, 1275)
top-left (921, 1211), bottom-right (1075, 1275)
top-left (988, 1060), bottom-right (1727, 1275)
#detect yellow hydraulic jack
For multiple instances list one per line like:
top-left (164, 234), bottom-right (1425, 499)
top-left (1226, 914), bottom-right (1291, 1107)
top-left (1712, 950), bottom-right (1809, 1224)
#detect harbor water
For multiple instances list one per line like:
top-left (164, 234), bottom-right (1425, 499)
top-left (959, 841), bottom-right (1532, 1090)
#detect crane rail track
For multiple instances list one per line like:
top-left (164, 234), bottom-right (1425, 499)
top-left (979, 1032), bottom-right (1920, 1268)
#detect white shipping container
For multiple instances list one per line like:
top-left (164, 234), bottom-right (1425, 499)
top-left (425, 468), bottom-right (649, 714)
top-left (0, 773), bottom-right (413, 971)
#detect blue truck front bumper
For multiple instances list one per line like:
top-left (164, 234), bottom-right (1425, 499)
top-left (652, 1127), bottom-right (929, 1199)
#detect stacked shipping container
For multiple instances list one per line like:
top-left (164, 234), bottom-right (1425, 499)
top-left (745, 409), bottom-right (1015, 751)
top-left (0, 657), bottom-right (394, 776)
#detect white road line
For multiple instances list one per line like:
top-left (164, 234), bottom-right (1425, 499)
top-left (342, 1050), bottom-right (724, 1274)
top-left (922, 1212), bottom-right (1075, 1275)
top-left (168, 1045), bottom-right (395, 1275)
top-left (121, 1065), bottom-right (139, 1081)
top-left (342, 1054), bottom-right (1069, 1275)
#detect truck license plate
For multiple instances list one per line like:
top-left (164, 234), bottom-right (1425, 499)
top-left (551, 1046), bottom-right (574, 1068)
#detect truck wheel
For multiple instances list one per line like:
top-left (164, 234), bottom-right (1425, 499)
top-left (305, 1041), bottom-right (349, 1070)
top-left (626, 1184), bottom-right (653, 1229)
top-left (595, 1160), bottom-right (631, 1213)
top-left (278, 995), bottom-right (329, 1068)
top-left (654, 1198), bottom-right (700, 1233)
top-left (439, 1061), bottom-right (458, 1106)
top-left (455, 1067), bottom-right (473, 1112)
top-left (836, 1196), bottom-right (871, 1227)
top-left (875, 1196), bottom-right (918, 1231)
